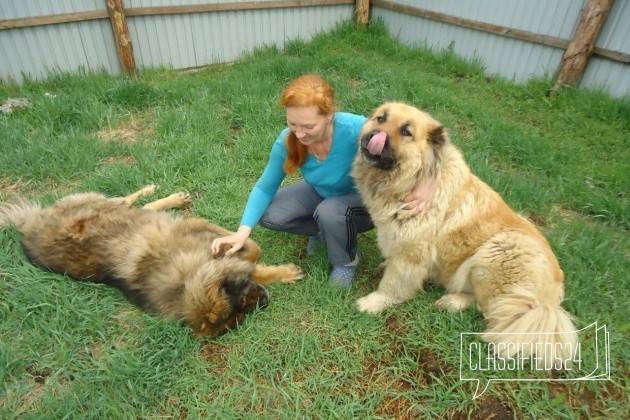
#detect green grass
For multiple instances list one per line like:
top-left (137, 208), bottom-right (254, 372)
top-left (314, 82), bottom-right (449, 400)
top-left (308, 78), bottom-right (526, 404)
top-left (1, 21), bottom-right (628, 418)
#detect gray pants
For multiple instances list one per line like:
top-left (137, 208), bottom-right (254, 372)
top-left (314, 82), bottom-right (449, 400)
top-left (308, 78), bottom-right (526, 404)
top-left (259, 180), bottom-right (373, 266)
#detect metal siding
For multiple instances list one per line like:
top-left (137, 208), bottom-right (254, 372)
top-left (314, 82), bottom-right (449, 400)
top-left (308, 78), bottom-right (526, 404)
top-left (0, 0), bottom-right (101, 19)
top-left (127, 3), bottom-right (353, 70)
top-left (1, 0), bottom-right (627, 97)
top-left (0, 0), bottom-right (120, 83)
top-left (385, 0), bottom-right (584, 38)
top-left (374, 8), bottom-right (565, 83)
top-left (581, 0), bottom-right (630, 96)
top-left (373, 0), bottom-right (583, 83)
top-left (123, 1), bottom-right (353, 69)
top-left (373, 0), bottom-right (628, 97)
top-left (1, 1), bottom-right (354, 82)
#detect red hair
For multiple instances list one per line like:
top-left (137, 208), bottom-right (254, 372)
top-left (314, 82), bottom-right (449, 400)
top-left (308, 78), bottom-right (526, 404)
top-left (280, 74), bottom-right (336, 174)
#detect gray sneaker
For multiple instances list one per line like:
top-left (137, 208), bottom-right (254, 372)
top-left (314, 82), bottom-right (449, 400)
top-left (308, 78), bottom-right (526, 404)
top-left (329, 252), bottom-right (361, 288)
top-left (306, 232), bottom-right (325, 256)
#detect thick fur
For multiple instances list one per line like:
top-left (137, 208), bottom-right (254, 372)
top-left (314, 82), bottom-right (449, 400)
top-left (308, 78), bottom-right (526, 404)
top-left (0, 185), bottom-right (303, 337)
top-left (352, 103), bottom-right (577, 363)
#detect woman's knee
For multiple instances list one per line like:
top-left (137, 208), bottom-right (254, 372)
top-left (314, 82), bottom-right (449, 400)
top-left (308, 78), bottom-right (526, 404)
top-left (315, 199), bottom-right (372, 232)
top-left (259, 208), bottom-right (287, 230)
top-left (314, 199), bottom-right (349, 225)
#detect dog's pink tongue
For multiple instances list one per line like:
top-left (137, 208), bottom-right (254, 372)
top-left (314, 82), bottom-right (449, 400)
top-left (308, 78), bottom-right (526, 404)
top-left (367, 131), bottom-right (387, 155)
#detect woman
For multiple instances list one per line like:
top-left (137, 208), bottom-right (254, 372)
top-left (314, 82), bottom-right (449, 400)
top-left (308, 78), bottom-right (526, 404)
top-left (211, 74), bottom-right (435, 287)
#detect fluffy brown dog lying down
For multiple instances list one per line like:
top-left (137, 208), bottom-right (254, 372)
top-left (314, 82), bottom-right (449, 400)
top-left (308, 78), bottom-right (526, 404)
top-left (352, 102), bottom-right (578, 363)
top-left (0, 185), bottom-right (303, 337)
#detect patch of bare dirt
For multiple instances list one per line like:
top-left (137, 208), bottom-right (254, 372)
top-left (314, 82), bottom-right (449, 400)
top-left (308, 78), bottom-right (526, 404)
top-left (450, 395), bottom-right (514, 420)
top-left (202, 342), bottom-right (231, 377)
top-left (545, 370), bottom-right (628, 417)
top-left (359, 322), bottom-right (457, 419)
top-left (359, 357), bottom-right (417, 419)
top-left (554, 206), bottom-right (582, 222)
top-left (0, 177), bottom-right (79, 199)
top-left (98, 155), bottom-right (137, 166)
top-left (452, 121), bottom-right (475, 142)
top-left (385, 314), bottom-right (409, 336)
top-left (97, 112), bottom-right (154, 144)
top-left (0, 178), bottom-right (30, 196)
top-left (526, 211), bottom-right (547, 227)
top-left (348, 78), bottom-right (362, 90)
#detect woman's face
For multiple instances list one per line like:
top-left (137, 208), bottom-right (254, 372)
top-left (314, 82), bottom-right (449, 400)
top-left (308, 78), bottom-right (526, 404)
top-left (285, 106), bottom-right (332, 145)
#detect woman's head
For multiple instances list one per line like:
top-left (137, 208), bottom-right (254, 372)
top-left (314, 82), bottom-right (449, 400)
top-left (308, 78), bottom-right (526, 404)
top-left (280, 74), bottom-right (336, 116)
top-left (281, 75), bottom-right (336, 174)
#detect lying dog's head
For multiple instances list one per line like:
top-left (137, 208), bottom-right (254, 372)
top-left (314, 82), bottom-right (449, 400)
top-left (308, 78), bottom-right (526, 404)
top-left (358, 102), bottom-right (448, 174)
top-left (183, 259), bottom-right (268, 337)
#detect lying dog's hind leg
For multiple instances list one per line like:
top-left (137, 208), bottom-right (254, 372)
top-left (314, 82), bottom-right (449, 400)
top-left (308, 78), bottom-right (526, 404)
top-left (122, 184), bottom-right (157, 206)
top-left (142, 192), bottom-right (191, 211)
top-left (252, 264), bottom-right (304, 285)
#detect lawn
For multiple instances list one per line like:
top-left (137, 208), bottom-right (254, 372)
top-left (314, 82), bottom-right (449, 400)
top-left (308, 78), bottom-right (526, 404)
top-left (1, 21), bottom-right (628, 418)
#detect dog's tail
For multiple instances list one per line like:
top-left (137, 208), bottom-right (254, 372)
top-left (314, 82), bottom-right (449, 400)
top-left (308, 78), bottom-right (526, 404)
top-left (0, 199), bottom-right (41, 229)
top-left (482, 286), bottom-right (578, 369)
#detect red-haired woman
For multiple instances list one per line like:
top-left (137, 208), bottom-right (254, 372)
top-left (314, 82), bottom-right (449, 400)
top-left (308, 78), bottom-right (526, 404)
top-left (211, 74), bottom-right (433, 287)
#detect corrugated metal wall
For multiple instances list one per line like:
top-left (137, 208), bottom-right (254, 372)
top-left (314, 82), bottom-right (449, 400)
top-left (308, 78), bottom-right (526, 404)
top-left (372, 0), bottom-right (630, 98)
top-left (580, 0), bottom-right (630, 95)
top-left (125, 0), bottom-right (352, 70)
top-left (0, 0), bottom-right (121, 83)
top-left (1, 1), bottom-right (628, 97)
top-left (0, 0), bottom-right (354, 84)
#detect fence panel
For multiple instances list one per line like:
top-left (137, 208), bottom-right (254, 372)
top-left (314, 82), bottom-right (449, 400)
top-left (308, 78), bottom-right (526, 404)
top-left (372, 0), bottom-right (629, 97)
top-left (0, 0), bottom-right (354, 84)
top-left (580, 0), bottom-right (630, 95)
top-left (1, 0), bottom-right (628, 97)
top-left (0, 0), bottom-right (119, 82)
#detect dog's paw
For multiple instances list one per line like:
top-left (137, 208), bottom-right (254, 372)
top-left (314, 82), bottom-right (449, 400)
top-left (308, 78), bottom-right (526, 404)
top-left (279, 263), bottom-right (304, 284)
top-left (172, 192), bottom-right (192, 207)
top-left (435, 293), bottom-right (474, 313)
top-left (140, 184), bottom-right (158, 195)
top-left (355, 292), bottom-right (393, 314)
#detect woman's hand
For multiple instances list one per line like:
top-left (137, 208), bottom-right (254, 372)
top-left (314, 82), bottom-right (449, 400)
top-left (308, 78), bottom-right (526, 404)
top-left (401, 175), bottom-right (440, 217)
top-left (211, 226), bottom-right (252, 257)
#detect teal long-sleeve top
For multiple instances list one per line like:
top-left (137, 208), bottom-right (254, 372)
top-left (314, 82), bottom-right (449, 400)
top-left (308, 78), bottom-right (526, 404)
top-left (240, 112), bottom-right (367, 228)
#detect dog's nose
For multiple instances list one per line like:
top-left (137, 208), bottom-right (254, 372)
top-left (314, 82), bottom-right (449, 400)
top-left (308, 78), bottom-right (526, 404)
top-left (257, 286), bottom-right (269, 309)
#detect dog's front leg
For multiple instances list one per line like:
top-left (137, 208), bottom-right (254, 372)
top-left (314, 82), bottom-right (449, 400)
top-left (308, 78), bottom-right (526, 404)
top-left (121, 184), bottom-right (157, 205)
top-left (356, 258), bottom-right (428, 314)
top-left (142, 192), bottom-right (191, 211)
top-left (252, 263), bottom-right (304, 284)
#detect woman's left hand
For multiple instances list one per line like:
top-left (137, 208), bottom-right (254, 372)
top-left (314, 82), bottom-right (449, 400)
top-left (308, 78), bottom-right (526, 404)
top-left (401, 175), bottom-right (440, 217)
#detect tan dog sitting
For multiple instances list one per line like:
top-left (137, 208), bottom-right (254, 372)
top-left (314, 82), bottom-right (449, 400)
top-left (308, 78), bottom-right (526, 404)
top-left (352, 102), bottom-right (577, 364)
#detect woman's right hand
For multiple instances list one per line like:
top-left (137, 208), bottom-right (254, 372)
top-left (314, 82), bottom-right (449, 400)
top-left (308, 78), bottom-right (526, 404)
top-left (211, 226), bottom-right (252, 257)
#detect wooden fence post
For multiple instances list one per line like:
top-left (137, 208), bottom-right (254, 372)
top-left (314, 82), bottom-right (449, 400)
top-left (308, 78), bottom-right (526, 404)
top-left (106, 0), bottom-right (137, 76)
top-left (549, 0), bottom-right (613, 96)
top-left (355, 0), bottom-right (370, 27)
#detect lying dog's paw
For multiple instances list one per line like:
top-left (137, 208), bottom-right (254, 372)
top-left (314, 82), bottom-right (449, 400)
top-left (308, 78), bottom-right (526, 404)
top-left (435, 293), bottom-right (474, 313)
top-left (279, 263), bottom-right (304, 283)
top-left (140, 184), bottom-right (158, 195)
top-left (172, 192), bottom-right (192, 207)
top-left (355, 292), bottom-right (392, 314)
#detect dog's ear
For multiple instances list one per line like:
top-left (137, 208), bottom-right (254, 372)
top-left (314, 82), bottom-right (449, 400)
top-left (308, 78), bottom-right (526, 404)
top-left (428, 125), bottom-right (447, 150)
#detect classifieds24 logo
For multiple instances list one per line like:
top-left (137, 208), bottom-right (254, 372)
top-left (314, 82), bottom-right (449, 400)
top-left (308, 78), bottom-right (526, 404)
top-left (459, 322), bottom-right (610, 399)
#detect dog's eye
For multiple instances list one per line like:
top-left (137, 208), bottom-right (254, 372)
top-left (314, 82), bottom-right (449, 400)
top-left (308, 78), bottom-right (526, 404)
top-left (400, 125), bottom-right (412, 137)
top-left (376, 112), bottom-right (387, 124)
